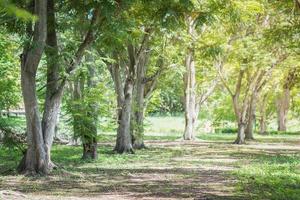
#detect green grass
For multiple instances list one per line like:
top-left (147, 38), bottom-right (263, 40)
top-left (1, 116), bottom-right (300, 199)
top-left (233, 154), bottom-right (300, 200)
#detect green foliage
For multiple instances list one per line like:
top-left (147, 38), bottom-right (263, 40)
top-left (0, 30), bottom-right (21, 111)
top-left (266, 130), bottom-right (300, 136)
top-left (0, 116), bottom-right (26, 153)
top-left (0, 0), bottom-right (36, 22)
top-left (214, 127), bottom-right (238, 134)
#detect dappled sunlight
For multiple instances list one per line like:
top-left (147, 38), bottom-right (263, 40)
top-left (2, 136), bottom-right (299, 199)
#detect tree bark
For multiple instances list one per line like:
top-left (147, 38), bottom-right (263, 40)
top-left (232, 97), bottom-right (247, 144)
top-left (258, 95), bottom-right (267, 134)
top-left (235, 122), bottom-right (246, 144)
top-left (183, 16), bottom-right (197, 140)
top-left (131, 49), bottom-right (150, 149)
top-left (82, 57), bottom-right (98, 160)
top-left (183, 48), bottom-right (197, 140)
top-left (276, 88), bottom-right (290, 131)
top-left (112, 32), bottom-right (150, 153)
top-left (110, 57), bottom-right (134, 154)
top-left (232, 70), bottom-right (247, 144)
top-left (276, 67), bottom-right (299, 131)
top-left (41, 0), bottom-right (64, 169)
top-left (114, 77), bottom-right (134, 153)
top-left (259, 114), bottom-right (267, 135)
top-left (245, 92), bottom-right (257, 140)
top-left (18, 0), bottom-right (48, 174)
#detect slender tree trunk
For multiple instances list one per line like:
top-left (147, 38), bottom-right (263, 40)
top-left (18, 0), bottom-right (48, 174)
top-left (245, 92), bottom-right (257, 140)
top-left (183, 16), bottom-right (197, 140)
top-left (259, 116), bottom-right (267, 134)
top-left (82, 58), bottom-right (98, 160)
top-left (131, 52), bottom-right (148, 149)
top-left (72, 74), bottom-right (84, 141)
top-left (259, 95), bottom-right (267, 134)
top-left (276, 88), bottom-right (290, 131)
top-left (183, 47), bottom-right (197, 140)
top-left (232, 94), bottom-right (247, 144)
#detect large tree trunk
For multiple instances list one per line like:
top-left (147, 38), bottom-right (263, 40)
top-left (245, 92), bottom-right (257, 140)
top-left (109, 58), bottom-right (134, 154)
top-left (183, 16), bottom-right (197, 140)
top-left (18, 0), bottom-right (48, 174)
top-left (114, 78), bottom-right (134, 153)
top-left (276, 88), bottom-right (290, 131)
top-left (112, 36), bottom-right (150, 153)
top-left (234, 122), bottom-right (246, 144)
top-left (41, 0), bottom-right (64, 169)
top-left (183, 48), bottom-right (197, 140)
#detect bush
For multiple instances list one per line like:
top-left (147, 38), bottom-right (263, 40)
top-left (0, 117), bottom-right (26, 153)
top-left (267, 130), bottom-right (300, 135)
top-left (214, 127), bottom-right (237, 134)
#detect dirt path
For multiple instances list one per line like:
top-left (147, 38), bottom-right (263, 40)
top-left (1, 139), bottom-right (299, 200)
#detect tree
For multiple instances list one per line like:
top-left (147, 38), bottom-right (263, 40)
top-left (17, 0), bottom-right (104, 174)
top-left (0, 30), bottom-right (21, 112)
top-left (108, 35), bottom-right (150, 153)
top-left (276, 67), bottom-right (300, 131)
top-left (131, 33), bottom-right (168, 149)
top-left (17, 0), bottom-right (48, 174)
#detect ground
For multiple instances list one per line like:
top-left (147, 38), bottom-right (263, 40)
top-left (1, 133), bottom-right (300, 200)
top-left (0, 117), bottom-right (300, 200)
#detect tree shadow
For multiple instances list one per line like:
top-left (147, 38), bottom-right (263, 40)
top-left (0, 166), bottom-right (244, 199)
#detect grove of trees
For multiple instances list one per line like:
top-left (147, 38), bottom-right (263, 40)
top-left (0, 0), bottom-right (299, 176)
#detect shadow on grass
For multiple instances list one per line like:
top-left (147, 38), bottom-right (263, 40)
top-left (0, 143), bottom-right (246, 199)
top-left (1, 137), bottom-right (299, 200)
top-left (1, 166), bottom-right (242, 199)
top-left (229, 151), bottom-right (300, 200)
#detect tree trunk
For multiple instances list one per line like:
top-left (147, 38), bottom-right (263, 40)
top-left (82, 58), bottom-right (98, 160)
top-left (41, 0), bottom-right (64, 169)
top-left (82, 139), bottom-right (97, 159)
top-left (183, 47), bottom-right (197, 140)
top-left (276, 88), bottom-right (290, 131)
top-left (18, 0), bottom-right (48, 174)
top-left (131, 51), bottom-right (149, 149)
top-left (183, 16), bottom-right (197, 140)
top-left (234, 95), bottom-right (247, 144)
top-left (234, 122), bottom-right (246, 144)
top-left (259, 95), bottom-right (267, 134)
top-left (245, 92), bottom-right (257, 140)
top-left (114, 78), bottom-right (134, 153)
top-left (259, 116), bottom-right (267, 135)
top-left (109, 56), bottom-right (134, 154)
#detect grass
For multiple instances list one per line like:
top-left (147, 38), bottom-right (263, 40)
top-left (233, 154), bottom-right (300, 200)
top-left (0, 116), bottom-right (300, 199)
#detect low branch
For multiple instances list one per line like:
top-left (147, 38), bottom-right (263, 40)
top-left (215, 58), bottom-right (234, 97)
top-left (66, 8), bottom-right (100, 75)
top-left (197, 77), bottom-right (219, 105)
